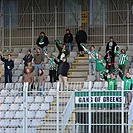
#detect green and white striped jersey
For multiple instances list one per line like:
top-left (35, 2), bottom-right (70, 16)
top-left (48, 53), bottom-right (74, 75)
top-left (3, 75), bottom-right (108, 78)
top-left (118, 54), bottom-right (128, 65)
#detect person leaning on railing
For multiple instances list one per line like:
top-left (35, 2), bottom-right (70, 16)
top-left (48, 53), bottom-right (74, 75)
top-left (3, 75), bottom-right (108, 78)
top-left (119, 71), bottom-right (133, 109)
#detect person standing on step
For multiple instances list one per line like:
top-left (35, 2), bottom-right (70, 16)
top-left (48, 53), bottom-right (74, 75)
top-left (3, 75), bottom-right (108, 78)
top-left (105, 37), bottom-right (117, 72)
top-left (36, 32), bottom-right (49, 54)
top-left (95, 53), bottom-right (106, 81)
top-left (0, 52), bottom-right (14, 84)
top-left (23, 49), bottom-right (33, 67)
top-left (58, 57), bottom-right (70, 90)
top-left (75, 26), bottom-right (87, 57)
top-left (88, 45), bottom-right (98, 75)
top-left (46, 54), bottom-right (57, 83)
top-left (119, 71), bottom-right (133, 109)
top-left (63, 29), bottom-right (73, 52)
top-left (118, 49), bottom-right (129, 77)
top-left (34, 48), bottom-right (44, 76)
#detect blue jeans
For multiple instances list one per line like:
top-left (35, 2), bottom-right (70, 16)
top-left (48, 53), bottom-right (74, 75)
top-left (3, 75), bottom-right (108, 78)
top-left (40, 47), bottom-right (46, 58)
top-left (66, 43), bottom-right (71, 52)
top-left (89, 62), bottom-right (96, 75)
top-left (34, 64), bottom-right (42, 76)
top-left (5, 70), bottom-right (12, 84)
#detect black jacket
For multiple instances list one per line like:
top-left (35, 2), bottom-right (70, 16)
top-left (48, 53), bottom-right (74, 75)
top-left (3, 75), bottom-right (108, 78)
top-left (75, 30), bottom-right (87, 44)
top-left (63, 33), bottom-right (73, 43)
top-left (1, 56), bottom-right (14, 71)
top-left (58, 61), bottom-right (70, 77)
top-left (23, 54), bottom-right (33, 66)
top-left (106, 41), bottom-right (117, 54)
top-left (56, 43), bottom-right (69, 60)
top-left (36, 36), bottom-right (49, 48)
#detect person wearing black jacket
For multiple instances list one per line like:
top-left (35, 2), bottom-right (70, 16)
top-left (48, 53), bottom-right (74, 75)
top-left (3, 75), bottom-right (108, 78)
top-left (55, 57), bottom-right (70, 90)
top-left (105, 37), bottom-right (117, 71)
top-left (75, 26), bottom-right (87, 57)
top-left (56, 42), bottom-right (69, 62)
top-left (36, 32), bottom-right (49, 53)
top-left (0, 53), bottom-right (14, 84)
top-left (63, 29), bottom-right (73, 52)
top-left (23, 49), bottom-right (33, 66)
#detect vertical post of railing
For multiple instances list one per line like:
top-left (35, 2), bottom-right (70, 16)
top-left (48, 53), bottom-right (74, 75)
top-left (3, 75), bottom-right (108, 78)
top-left (32, 0), bottom-right (34, 50)
top-left (9, 10), bottom-right (11, 52)
top-left (23, 82), bottom-right (28, 133)
top-left (55, 6), bottom-right (57, 40)
top-left (88, 81), bottom-right (92, 133)
top-left (76, 123), bottom-right (79, 133)
top-left (127, 3), bottom-right (129, 48)
top-left (1, 0), bottom-right (4, 52)
top-left (121, 81), bottom-right (124, 133)
top-left (56, 81), bottom-right (60, 133)
top-left (78, 5), bottom-right (81, 26)
top-left (103, 9), bottom-right (105, 46)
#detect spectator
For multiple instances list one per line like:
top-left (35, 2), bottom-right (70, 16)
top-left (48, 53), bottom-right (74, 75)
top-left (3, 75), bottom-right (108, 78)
top-left (56, 42), bottom-right (69, 62)
top-left (96, 53), bottom-right (106, 81)
top-left (34, 48), bottom-right (44, 76)
top-left (23, 49), bottom-right (33, 67)
top-left (119, 71), bottom-right (133, 109)
top-left (36, 69), bottom-right (46, 96)
top-left (118, 49), bottom-right (128, 77)
top-left (76, 26), bottom-right (87, 57)
top-left (105, 37), bottom-right (117, 71)
top-left (0, 53), bottom-right (14, 84)
top-left (88, 45), bottom-right (98, 75)
top-left (24, 61), bottom-right (34, 74)
top-left (36, 32), bottom-right (49, 54)
top-left (0, 66), bottom-right (2, 82)
top-left (46, 54), bottom-right (57, 83)
top-left (58, 57), bottom-right (70, 90)
top-left (22, 68), bottom-right (34, 92)
top-left (63, 29), bottom-right (73, 52)
top-left (104, 73), bottom-right (117, 90)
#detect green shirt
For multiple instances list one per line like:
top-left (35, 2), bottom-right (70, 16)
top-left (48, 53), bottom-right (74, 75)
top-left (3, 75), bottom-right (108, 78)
top-left (89, 50), bottom-right (98, 63)
top-left (107, 78), bottom-right (117, 90)
top-left (48, 58), bottom-right (57, 70)
top-left (122, 77), bottom-right (133, 90)
top-left (118, 54), bottom-right (128, 66)
top-left (96, 58), bottom-right (105, 72)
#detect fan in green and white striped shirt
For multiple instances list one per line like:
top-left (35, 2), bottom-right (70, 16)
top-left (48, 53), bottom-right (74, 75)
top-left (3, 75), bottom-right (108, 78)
top-left (118, 49), bottom-right (128, 76)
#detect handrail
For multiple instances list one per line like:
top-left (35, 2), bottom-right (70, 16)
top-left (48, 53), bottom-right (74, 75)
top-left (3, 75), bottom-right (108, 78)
top-left (62, 92), bottom-right (75, 132)
top-left (128, 98), bottom-right (133, 132)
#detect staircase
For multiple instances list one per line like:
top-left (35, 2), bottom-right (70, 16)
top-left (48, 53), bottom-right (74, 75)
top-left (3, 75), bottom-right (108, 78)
top-left (68, 55), bottom-right (89, 82)
top-left (38, 92), bottom-right (75, 133)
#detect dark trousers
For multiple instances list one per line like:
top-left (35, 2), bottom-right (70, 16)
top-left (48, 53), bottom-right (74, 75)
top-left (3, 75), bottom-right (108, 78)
top-left (49, 70), bottom-right (56, 83)
top-left (5, 70), bottom-right (12, 84)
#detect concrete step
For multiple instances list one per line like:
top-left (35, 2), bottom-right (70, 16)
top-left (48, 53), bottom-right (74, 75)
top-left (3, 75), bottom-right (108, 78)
top-left (69, 68), bottom-right (89, 72)
top-left (72, 62), bottom-right (88, 66)
top-left (68, 74), bottom-right (87, 78)
top-left (72, 65), bottom-right (89, 69)
top-left (68, 77), bottom-right (86, 82)
top-left (74, 59), bottom-right (88, 63)
top-left (68, 71), bottom-right (88, 76)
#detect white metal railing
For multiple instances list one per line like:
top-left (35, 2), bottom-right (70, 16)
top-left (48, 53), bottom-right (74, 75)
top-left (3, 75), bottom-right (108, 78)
top-left (61, 91), bottom-right (75, 132)
top-left (128, 98), bottom-right (133, 132)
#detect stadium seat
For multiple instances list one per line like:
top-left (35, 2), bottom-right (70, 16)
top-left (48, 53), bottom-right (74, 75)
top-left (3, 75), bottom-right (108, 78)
top-left (17, 53), bottom-right (26, 59)
top-left (40, 103), bottom-right (50, 111)
top-left (0, 111), bottom-right (5, 118)
top-left (27, 111), bottom-right (35, 118)
top-left (31, 119), bottom-right (42, 126)
top-left (83, 81), bottom-right (93, 90)
top-left (44, 96), bottom-right (53, 103)
top-left (93, 81), bottom-right (104, 90)
top-left (5, 128), bottom-right (16, 133)
top-left (10, 89), bottom-right (19, 96)
top-left (69, 52), bottom-right (77, 57)
top-left (5, 111), bottom-right (15, 119)
top-left (28, 96), bottom-right (34, 103)
top-left (14, 83), bottom-right (22, 89)
top-left (1, 119), bottom-right (10, 127)
top-left (10, 104), bottom-right (20, 111)
top-left (35, 96), bottom-right (44, 103)
top-left (103, 81), bottom-right (108, 90)
top-left (14, 96), bottom-right (23, 103)
top-left (15, 111), bottom-right (23, 119)
top-left (5, 83), bottom-right (14, 89)
top-left (4, 97), bottom-right (15, 104)
top-left (10, 119), bottom-right (21, 127)
top-left (35, 111), bottom-right (46, 118)
top-left (0, 96), bottom-right (5, 103)
top-left (1, 104), bottom-right (9, 111)
top-left (29, 103), bottom-right (40, 111)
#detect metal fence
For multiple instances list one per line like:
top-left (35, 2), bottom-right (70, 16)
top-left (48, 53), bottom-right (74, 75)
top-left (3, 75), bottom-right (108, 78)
top-left (0, 81), bottom-right (133, 133)
top-left (0, 0), bottom-right (133, 51)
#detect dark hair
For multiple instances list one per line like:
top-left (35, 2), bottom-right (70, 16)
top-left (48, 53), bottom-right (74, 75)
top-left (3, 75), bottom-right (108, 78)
top-left (91, 45), bottom-right (95, 48)
top-left (27, 49), bottom-right (31, 53)
top-left (63, 43), bottom-right (66, 46)
top-left (121, 49), bottom-right (126, 54)
top-left (8, 54), bottom-right (12, 56)
top-left (66, 29), bottom-right (70, 32)
top-left (40, 32), bottom-right (45, 35)
top-left (38, 69), bottom-right (44, 76)
top-left (109, 37), bottom-right (113, 39)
